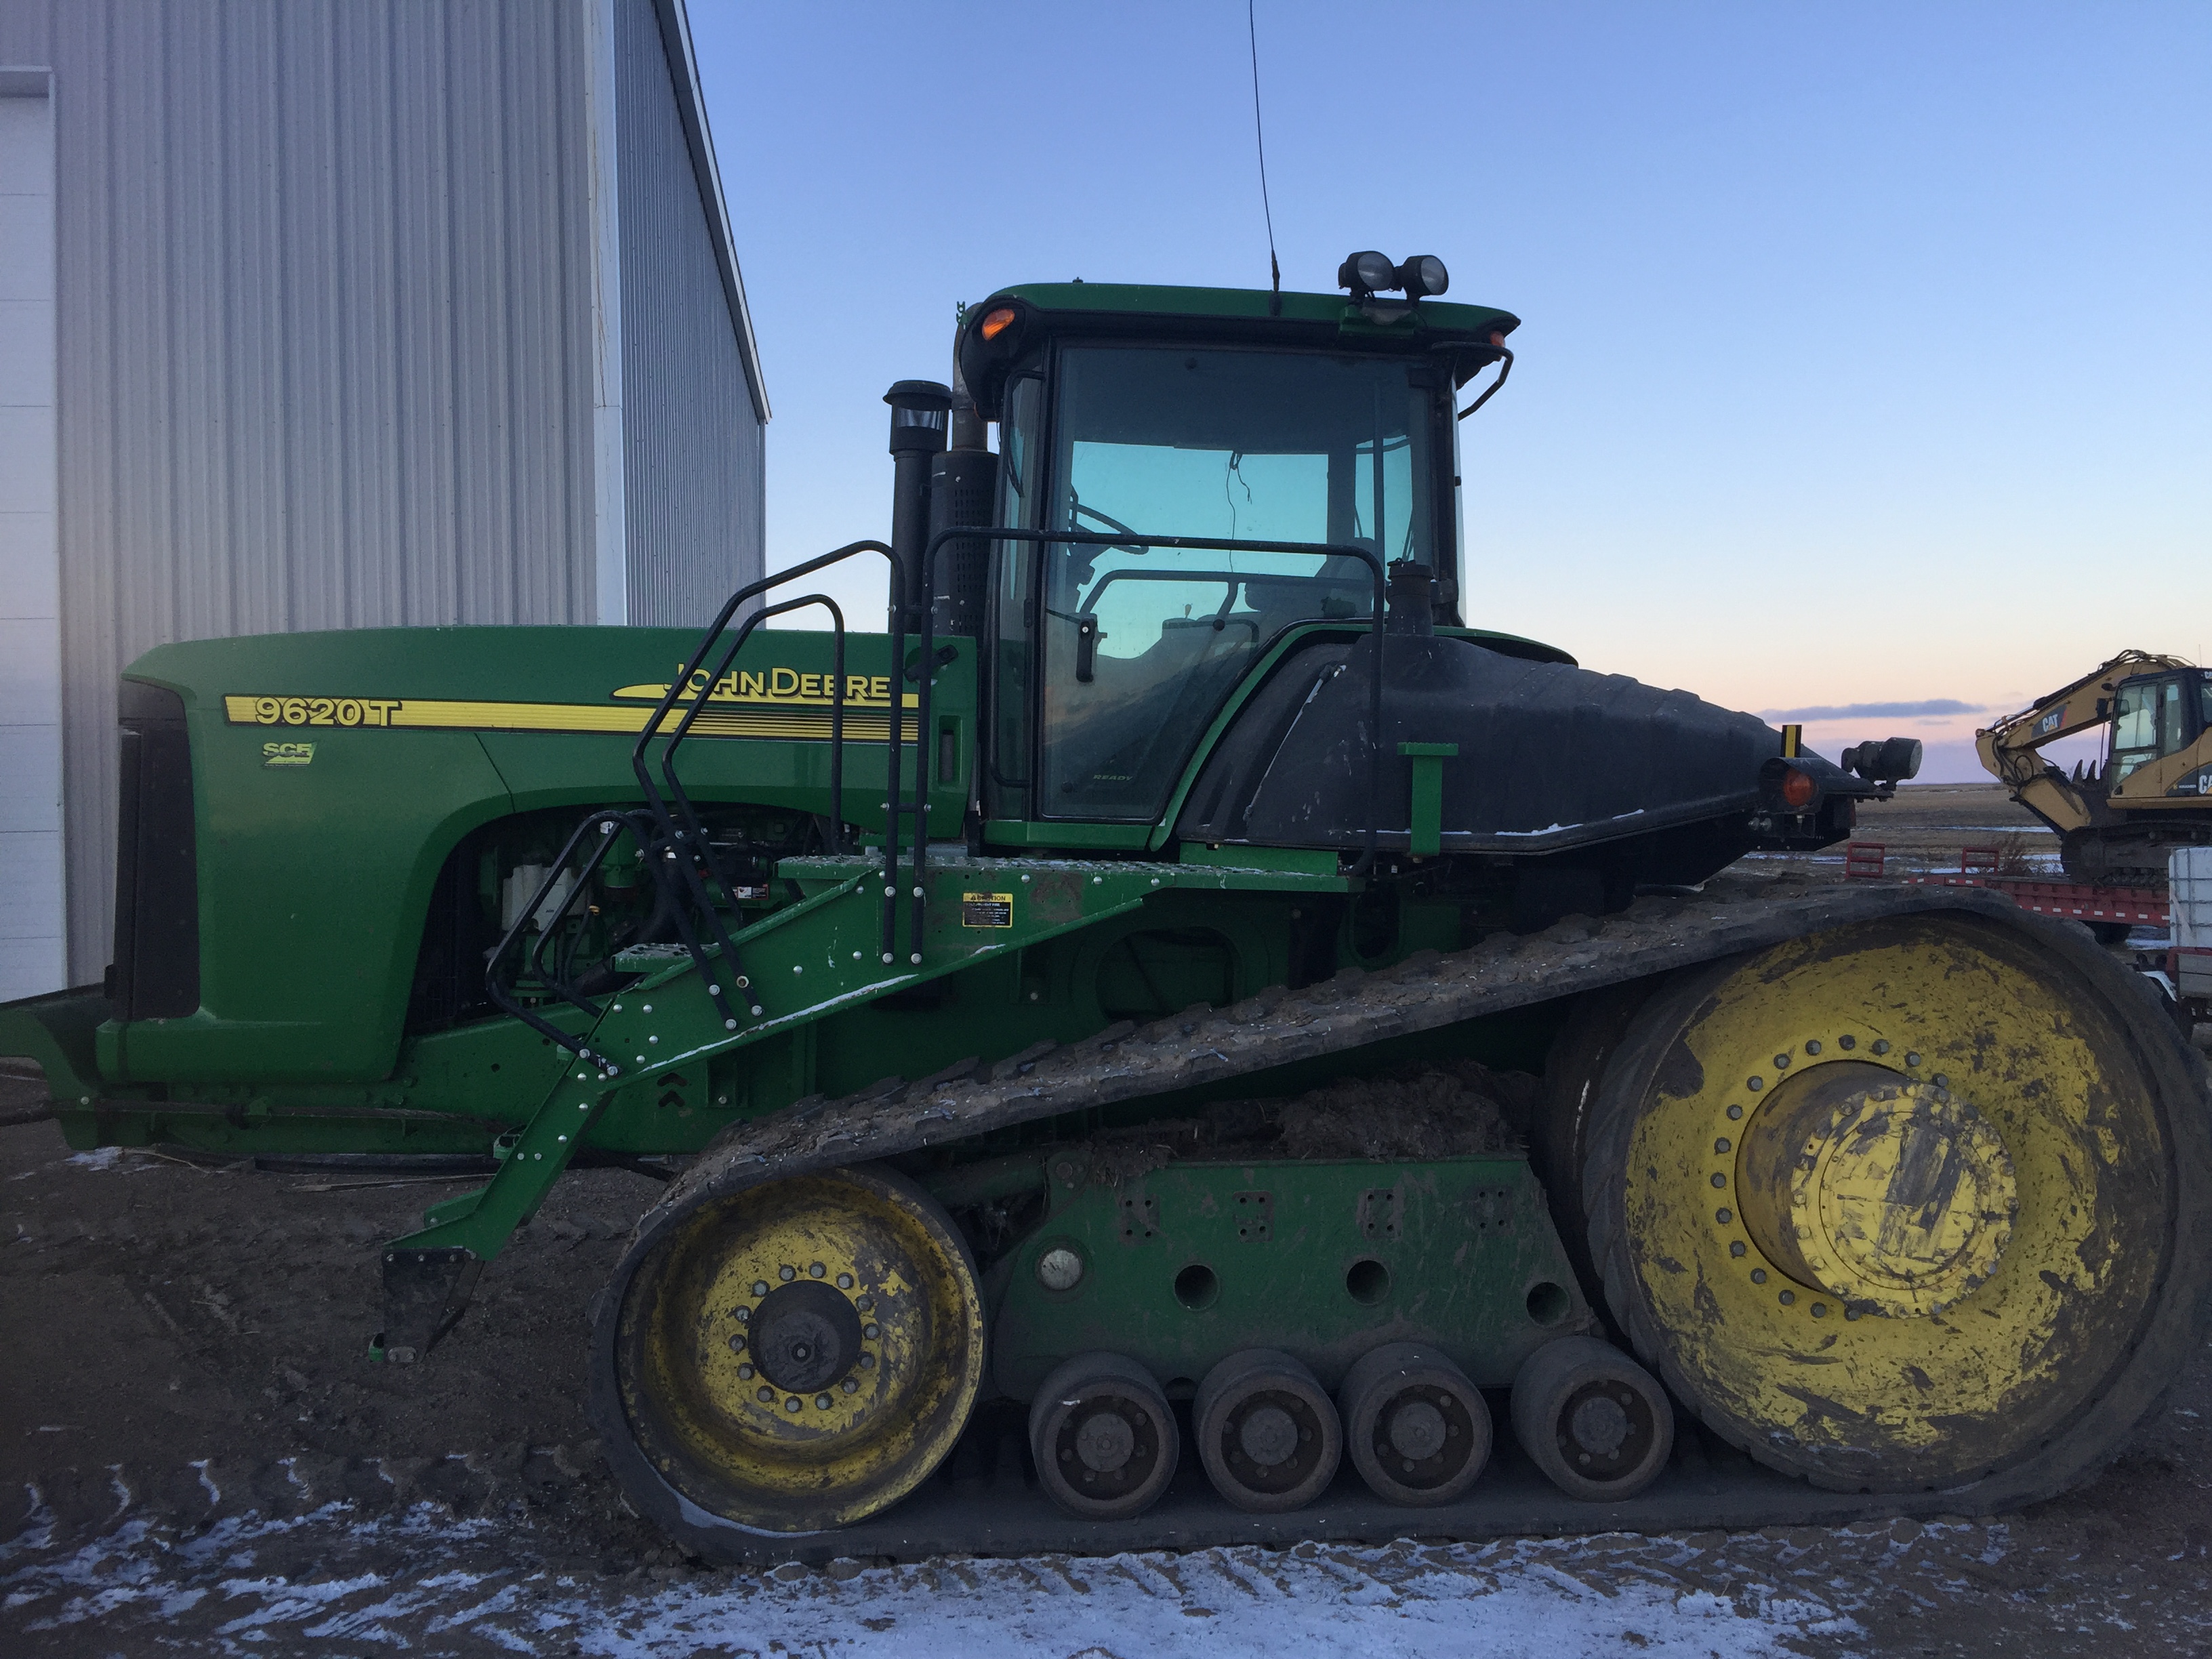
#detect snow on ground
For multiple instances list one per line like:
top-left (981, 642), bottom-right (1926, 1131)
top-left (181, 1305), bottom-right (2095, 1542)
top-left (3, 1499), bottom-right (1851, 1658)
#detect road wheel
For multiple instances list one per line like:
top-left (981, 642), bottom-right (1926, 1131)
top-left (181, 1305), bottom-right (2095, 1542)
top-left (1029, 1351), bottom-right (1179, 1519)
top-left (1510, 1336), bottom-right (1673, 1500)
top-left (605, 1164), bottom-right (983, 1532)
top-left (1194, 1348), bottom-right (1341, 1513)
top-left (1584, 911), bottom-right (2212, 1492)
top-left (1340, 1342), bottom-right (1492, 1505)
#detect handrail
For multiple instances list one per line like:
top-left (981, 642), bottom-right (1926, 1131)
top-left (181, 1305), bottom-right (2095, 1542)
top-left (634, 593), bottom-right (848, 1029)
top-left (897, 525), bottom-right (1389, 966)
top-left (628, 540), bottom-right (904, 1022)
top-left (657, 593), bottom-right (846, 856)
top-left (485, 539), bottom-right (908, 1067)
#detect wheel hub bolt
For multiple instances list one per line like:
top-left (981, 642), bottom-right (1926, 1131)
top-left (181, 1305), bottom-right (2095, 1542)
top-left (1238, 1405), bottom-right (1300, 1467)
top-left (1386, 1399), bottom-right (1448, 1461)
top-left (1569, 1394), bottom-right (1632, 1458)
top-left (1076, 1410), bottom-right (1137, 1473)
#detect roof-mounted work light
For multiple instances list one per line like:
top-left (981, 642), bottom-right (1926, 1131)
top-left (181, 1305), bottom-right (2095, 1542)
top-left (1397, 255), bottom-right (1449, 298)
top-left (1338, 249), bottom-right (1399, 300)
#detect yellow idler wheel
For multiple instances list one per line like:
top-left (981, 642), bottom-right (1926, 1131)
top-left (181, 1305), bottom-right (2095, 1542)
top-left (610, 1164), bottom-right (985, 1532)
top-left (1583, 912), bottom-right (2212, 1494)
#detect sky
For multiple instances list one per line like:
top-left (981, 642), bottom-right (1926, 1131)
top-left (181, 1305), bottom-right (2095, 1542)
top-left (687, 1), bottom-right (2210, 783)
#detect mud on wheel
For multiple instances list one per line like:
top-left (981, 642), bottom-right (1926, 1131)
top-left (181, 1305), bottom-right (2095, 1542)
top-left (593, 1164), bottom-right (985, 1534)
top-left (1583, 911), bottom-right (2212, 1494)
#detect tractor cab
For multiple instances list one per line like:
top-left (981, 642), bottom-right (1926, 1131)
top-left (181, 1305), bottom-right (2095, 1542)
top-left (939, 273), bottom-right (1517, 836)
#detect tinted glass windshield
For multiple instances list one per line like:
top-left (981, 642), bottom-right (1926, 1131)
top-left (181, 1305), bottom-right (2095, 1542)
top-left (2112, 677), bottom-right (2186, 780)
top-left (1037, 345), bottom-right (1435, 820)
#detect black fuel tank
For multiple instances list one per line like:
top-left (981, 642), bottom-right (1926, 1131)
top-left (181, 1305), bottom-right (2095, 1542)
top-left (1174, 634), bottom-right (1784, 859)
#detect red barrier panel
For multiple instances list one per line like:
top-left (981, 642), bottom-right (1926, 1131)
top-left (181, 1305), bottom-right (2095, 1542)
top-left (1908, 874), bottom-right (2167, 926)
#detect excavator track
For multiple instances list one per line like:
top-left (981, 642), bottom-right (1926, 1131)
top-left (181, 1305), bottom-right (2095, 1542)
top-left (587, 878), bottom-right (2212, 1564)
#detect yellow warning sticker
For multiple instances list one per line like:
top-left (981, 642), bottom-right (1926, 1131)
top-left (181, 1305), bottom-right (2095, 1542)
top-left (961, 893), bottom-right (1015, 928)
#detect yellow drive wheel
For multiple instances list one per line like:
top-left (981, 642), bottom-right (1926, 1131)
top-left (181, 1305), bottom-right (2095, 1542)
top-left (609, 1164), bottom-right (985, 1532)
top-left (1584, 912), bottom-right (2209, 1492)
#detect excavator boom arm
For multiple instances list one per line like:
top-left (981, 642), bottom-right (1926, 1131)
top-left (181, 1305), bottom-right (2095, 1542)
top-left (1982, 650), bottom-right (2195, 755)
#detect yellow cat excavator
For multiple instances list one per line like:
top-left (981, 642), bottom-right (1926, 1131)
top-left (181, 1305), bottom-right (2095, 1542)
top-left (1978, 651), bottom-right (2212, 884)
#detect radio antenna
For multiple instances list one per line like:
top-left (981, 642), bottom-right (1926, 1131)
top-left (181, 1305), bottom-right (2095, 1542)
top-left (1248, 0), bottom-right (1280, 300)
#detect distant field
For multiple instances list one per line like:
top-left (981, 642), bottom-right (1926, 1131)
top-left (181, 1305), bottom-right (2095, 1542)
top-left (1753, 781), bottom-right (2057, 880)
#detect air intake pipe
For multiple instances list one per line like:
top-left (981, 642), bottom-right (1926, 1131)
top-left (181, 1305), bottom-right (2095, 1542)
top-left (1385, 561), bottom-right (1436, 637)
top-left (884, 380), bottom-right (951, 630)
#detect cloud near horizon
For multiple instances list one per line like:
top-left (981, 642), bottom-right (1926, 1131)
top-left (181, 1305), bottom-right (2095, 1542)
top-left (1758, 698), bottom-right (1986, 722)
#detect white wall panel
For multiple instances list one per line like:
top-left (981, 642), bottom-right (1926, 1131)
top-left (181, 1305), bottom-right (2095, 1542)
top-left (0, 300), bottom-right (54, 403)
top-left (0, 0), bottom-right (605, 978)
top-left (617, 0), bottom-right (764, 628)
top-left (0, 75), bottom-right (60, 998)
top-left (0, 508), bottom-right (56, 619)
top-left (0, 724), bottom-right (61, 831)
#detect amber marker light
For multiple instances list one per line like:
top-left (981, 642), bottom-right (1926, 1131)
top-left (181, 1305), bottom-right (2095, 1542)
top-left (979, 306), bottom-right (1019, 341)
top-left (1780, 767), bottom-right (1818, 809)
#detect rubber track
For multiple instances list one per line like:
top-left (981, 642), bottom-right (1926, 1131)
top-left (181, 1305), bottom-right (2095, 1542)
top-left (588, 879), bottom-right (2194, 1563)
top-left (654, 880), bottom-right (2024, 1211)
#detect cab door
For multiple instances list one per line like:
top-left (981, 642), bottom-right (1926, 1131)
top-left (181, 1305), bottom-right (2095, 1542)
top-left (2109, 673), bottom-right (2211, 805)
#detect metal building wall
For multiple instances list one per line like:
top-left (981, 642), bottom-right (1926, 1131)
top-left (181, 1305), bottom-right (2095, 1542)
top-left (0, 0), bottom-right (602, 981)
top-left (615, 0), bottom-right (766, 629)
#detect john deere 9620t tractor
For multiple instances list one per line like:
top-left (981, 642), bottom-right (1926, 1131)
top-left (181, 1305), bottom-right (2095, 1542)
top-left (5, 257), bottom-right (2207, 1561)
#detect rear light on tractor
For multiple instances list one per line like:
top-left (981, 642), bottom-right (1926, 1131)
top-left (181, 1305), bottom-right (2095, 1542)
top-left (979, 306), bottom-right (1019, 341)
top-left (1780, 767), bottom-right (1818, 809)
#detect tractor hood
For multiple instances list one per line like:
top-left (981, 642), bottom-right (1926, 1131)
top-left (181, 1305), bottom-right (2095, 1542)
top-left (1176, 633), bottom-right (1830, 860)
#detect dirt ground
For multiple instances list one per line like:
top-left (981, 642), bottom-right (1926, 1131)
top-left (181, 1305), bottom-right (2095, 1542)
top-left (7, 800), bottom-right (2212, 1655)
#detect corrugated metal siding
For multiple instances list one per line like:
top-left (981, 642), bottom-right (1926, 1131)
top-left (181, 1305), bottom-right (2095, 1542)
top-left (0, 0), bottom-right (601, 979)
top-left (615, 0), bottom-right (764, 629)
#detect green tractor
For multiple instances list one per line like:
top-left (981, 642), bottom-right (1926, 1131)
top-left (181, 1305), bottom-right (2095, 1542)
top-left (6, 256), bottom-right (2206, 1561)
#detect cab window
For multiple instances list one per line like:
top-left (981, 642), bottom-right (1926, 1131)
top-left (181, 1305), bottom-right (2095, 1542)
top-left (2112, 677), bottom-right (2186, 781)
top-left (1036, 344), bottom-right (1433, 821)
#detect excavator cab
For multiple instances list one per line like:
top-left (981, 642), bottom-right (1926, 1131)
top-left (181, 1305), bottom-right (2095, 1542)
top-left (2110, 669), bottom-right (2211, 785)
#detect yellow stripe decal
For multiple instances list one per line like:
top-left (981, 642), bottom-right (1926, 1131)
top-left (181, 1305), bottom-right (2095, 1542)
top-left (222, 693), bottom-right (915, 743)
